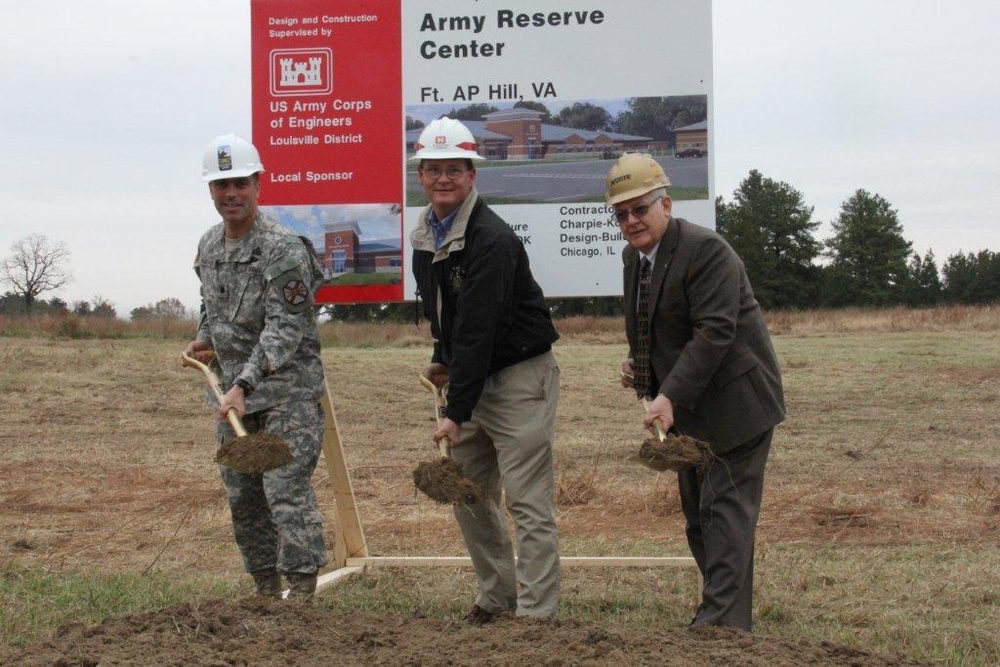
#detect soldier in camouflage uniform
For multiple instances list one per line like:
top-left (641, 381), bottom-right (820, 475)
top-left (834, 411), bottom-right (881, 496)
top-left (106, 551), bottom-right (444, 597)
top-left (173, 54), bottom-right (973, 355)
top-left (184, 134), bottom-right (328, 600)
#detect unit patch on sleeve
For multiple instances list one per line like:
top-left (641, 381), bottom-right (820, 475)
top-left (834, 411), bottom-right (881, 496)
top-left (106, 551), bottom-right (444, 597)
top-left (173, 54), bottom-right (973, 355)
top-left (282, 279), bottom-right (309, 308)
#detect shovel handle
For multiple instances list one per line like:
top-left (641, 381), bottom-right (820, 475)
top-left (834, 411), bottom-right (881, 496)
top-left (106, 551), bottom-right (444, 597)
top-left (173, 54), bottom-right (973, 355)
top-left (641, 398), bottom-right (667, 442)
top-left (181, 352), bottom-right (248, 437)
top-left (420, 374), bottom-right (452, 457)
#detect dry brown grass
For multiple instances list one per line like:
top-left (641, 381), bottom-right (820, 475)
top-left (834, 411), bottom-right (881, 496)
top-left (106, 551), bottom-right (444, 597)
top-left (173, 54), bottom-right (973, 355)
top-left (765, 304), bottom-right (1000, 335)
top-left (1, 305), bottom-right (999, 662)
top-left (3, 303), bottom-right (997, 343)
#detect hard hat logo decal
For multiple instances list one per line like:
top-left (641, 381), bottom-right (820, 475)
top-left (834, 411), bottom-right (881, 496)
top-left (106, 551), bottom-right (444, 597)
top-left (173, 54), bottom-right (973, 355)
top-left (409, 117), bottom-right (485, 163)
top-left (201, 134), bottom-right (263, 182)
top-left (604, 153), bottom-right (671, 205)
top-left (217, 146), bottom-right (233, 172)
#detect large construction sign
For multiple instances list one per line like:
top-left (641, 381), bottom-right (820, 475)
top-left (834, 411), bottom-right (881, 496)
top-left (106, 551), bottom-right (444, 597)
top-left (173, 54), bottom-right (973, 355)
top-left (251, 0), bottom-right (713, 304)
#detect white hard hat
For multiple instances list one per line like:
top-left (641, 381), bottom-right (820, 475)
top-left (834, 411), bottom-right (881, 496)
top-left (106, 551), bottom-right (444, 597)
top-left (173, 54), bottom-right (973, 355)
top-left (201, 133), bottom-right (264, 182)
top-left (409, 117), bottom-right (484, 162)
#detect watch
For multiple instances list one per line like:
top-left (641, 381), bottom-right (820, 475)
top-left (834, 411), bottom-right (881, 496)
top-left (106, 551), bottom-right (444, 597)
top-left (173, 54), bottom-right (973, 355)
top-left (233, 378), bottom-right (254, 397)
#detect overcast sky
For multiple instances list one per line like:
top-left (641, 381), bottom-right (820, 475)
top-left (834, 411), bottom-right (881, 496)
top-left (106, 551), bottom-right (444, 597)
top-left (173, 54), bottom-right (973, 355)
top-left (1, 1), bottom-right (997, 317)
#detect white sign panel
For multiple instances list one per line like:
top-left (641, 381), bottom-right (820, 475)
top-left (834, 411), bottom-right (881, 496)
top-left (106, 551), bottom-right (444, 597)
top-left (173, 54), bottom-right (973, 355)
top-left (401, 0), bottom-right (714, 298)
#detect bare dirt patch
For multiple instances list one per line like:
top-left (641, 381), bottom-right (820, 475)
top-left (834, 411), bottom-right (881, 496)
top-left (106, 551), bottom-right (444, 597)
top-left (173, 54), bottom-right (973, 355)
top-left (5, 597), bottom-right (919, 666)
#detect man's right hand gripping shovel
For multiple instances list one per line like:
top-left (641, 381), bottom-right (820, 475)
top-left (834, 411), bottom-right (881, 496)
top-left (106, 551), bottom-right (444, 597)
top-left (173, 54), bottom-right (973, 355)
top-left (181, 352), bottom-right (292, 473)
top-left (411, 374), bottom-right (483, 505)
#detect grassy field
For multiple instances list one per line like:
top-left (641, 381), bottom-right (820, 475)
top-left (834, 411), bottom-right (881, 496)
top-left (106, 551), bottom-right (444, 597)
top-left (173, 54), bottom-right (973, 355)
top-left (1, 306), bottom-right (998, 663)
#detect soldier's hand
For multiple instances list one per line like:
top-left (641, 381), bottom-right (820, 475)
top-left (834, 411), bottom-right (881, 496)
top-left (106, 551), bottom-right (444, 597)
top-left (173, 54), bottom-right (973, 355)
top-left (219, 385), bottom-right (247, 420)
top-left (184, 340), bottom-right (215, 366)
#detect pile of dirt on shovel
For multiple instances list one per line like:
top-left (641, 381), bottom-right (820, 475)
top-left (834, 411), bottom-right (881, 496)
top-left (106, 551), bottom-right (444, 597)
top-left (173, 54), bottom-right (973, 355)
top-left (1, 597), bottom-right (924, 666)
top-left (215, 432), bottom-right (293, 473)
top-left (636, 432), bottom-right (715, 472)
top-left (412, 458), bottom-right (484, 505)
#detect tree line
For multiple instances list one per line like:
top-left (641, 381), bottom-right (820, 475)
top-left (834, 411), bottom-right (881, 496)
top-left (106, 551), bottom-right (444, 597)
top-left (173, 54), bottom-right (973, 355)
top-left (714, 170), bottom-right (997, 310)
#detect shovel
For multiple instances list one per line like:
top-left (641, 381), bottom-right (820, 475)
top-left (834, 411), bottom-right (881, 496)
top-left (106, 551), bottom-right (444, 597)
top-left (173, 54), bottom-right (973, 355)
top-left (181, 352), bottom-right (293, 473)
top-left (629, 398), bottom-right (714, 472)
top-left (411, 375), bottom-right (483, 505)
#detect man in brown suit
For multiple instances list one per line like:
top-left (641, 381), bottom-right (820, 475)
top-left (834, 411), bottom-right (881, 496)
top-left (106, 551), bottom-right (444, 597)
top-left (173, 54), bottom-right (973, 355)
top-left (607, 153), bottom-right (785, 631)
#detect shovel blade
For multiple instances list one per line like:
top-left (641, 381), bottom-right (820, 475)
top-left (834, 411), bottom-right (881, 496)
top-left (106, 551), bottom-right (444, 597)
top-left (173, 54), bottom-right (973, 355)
top-left (216, 433), bottom-right (293, 474)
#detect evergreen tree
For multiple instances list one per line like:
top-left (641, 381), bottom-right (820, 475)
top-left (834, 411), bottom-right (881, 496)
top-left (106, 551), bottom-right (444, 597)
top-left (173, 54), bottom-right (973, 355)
top-left (942, 250), bottom-right (1000, 304)
top-left (901, 250), bottom-right (942, 306)
top-left (823, 190), bottom-right (912, 307)
top-left (716, 170), bottom-right (822, 309)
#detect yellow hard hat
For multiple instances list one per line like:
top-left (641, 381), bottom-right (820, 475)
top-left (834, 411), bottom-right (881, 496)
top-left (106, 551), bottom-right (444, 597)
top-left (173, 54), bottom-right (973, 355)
top-left (605, 153), bottom-right (671, 205)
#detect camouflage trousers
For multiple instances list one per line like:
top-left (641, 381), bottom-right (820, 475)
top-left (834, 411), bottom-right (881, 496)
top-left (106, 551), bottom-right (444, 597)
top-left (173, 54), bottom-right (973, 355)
top-left (217, 399), bottom-right (329, 576)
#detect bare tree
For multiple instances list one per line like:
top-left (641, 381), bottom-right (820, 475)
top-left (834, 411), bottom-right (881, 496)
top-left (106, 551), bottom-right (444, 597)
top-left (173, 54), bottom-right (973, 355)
top-left (1, 234), bottom-right (73, 312)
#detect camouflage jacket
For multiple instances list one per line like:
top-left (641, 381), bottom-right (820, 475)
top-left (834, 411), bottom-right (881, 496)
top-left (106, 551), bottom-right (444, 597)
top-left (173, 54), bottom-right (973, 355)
top-left (194, 212), bottom-right (324, 411)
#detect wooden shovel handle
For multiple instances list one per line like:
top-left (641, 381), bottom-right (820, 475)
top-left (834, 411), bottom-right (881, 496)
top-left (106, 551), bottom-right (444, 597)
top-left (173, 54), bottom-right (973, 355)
top-left (181, 352), bottom-right (248, 437)
top-left (420, 374), bottom-right (452, 458)
top-left (641, 398), bottom-right (667, 442)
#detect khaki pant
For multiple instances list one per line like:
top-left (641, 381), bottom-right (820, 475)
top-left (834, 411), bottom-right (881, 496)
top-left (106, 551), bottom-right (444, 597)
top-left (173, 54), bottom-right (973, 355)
top-left (449, 351), bottom-right (561, 617)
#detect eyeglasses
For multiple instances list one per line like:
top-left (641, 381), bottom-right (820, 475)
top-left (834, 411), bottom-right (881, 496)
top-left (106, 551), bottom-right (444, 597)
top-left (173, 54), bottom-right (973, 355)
top-left (421, 165), bottom-right (469, 180)
top-left (613, 196), bottom-right (663, 224)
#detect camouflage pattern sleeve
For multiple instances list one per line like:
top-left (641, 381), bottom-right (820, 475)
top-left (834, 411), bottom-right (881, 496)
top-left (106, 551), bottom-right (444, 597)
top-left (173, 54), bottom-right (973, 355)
top-left (239, 238), bottom-right (315, 389)
top-left (196, 302), bottom-right (211, 344)
top-left (193, 249), bottom-right (212, 343)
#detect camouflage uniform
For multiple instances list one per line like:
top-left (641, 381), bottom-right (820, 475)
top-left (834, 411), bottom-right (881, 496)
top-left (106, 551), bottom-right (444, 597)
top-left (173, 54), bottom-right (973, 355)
top-left (194, 212), bottom-right (328, 578)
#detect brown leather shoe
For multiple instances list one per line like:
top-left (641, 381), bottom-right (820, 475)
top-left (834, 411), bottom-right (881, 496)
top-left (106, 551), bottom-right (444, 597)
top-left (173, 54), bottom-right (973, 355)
top-left (462, 605), bottom-right (495, 626)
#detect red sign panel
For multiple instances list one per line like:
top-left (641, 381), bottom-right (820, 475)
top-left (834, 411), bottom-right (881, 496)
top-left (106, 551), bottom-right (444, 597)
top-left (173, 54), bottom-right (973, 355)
top-left (251, 0), bottom-right (403, 303)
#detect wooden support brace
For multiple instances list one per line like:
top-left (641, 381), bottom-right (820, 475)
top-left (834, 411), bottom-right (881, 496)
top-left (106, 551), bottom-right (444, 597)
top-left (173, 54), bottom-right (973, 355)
top-left (341, 555), bottom-right (703, 604)
top-left (319, 378), bottom-right (369, 565)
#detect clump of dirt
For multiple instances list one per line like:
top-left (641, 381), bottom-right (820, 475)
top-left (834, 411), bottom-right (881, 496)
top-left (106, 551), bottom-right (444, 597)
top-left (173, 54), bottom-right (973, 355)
top-left (1, 596), bottom-right (923, 666)
top-left (633, 433), bottom-right (715, 472)
top-left (216, 432), bottom-right (293, 473)
top-left (413, 458), bottom-right (484, 505)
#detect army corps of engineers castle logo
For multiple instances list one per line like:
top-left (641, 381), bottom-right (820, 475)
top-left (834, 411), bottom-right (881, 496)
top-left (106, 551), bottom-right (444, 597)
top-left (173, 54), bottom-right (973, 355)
top-left (269, 48), bottom-right (334, 97)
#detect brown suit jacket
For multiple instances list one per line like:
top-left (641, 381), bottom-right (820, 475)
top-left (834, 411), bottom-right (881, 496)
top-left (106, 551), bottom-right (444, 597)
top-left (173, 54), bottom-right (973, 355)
top-left (624, 217), bottom-right (785, 453)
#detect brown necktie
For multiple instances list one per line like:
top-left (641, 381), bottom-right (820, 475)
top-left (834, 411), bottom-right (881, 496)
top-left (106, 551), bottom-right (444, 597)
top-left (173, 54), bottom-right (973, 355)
top-left (634, 257), bottom-right (652, 399)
